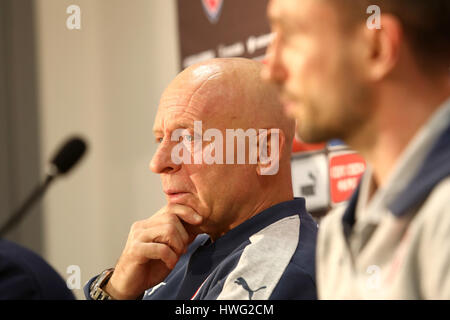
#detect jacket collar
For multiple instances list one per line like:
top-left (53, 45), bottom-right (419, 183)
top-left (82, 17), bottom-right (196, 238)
top-left (388, 122), bottom-right (450, 216)
top-left (198, 198), bottom-right (307, 255)
top-left (342, 121), bottom-right (450, 231)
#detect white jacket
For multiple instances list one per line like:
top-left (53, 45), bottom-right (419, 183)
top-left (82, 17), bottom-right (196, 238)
top-left (317, 98), bottom-right (450, 299)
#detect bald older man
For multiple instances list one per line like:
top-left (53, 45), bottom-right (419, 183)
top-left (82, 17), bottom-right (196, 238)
top-left (85, 58), bottom-right (317, 300)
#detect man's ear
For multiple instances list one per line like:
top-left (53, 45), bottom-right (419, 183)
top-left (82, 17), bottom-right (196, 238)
top-left (360, 14), bottom-right (403, 81)
top-left (256, 128), bottom-right (286, 176)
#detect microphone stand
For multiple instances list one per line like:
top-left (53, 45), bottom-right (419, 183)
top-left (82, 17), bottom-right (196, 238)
top-left (0, 169), bottom-right (56, 237)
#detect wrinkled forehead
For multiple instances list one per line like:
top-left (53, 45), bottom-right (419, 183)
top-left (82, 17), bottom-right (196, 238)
top-left (153, 80), bottom-right (233, 134)
top-left (153, 59), bottom-right (265, 135)
top-left (159, 62), bottom-right (225, 111)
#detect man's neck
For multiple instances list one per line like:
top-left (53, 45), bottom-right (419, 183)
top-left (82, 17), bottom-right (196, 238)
top-left (350, 78), bottom-right (450, 193)
top-left (209, 187), bottom-right (294, 242)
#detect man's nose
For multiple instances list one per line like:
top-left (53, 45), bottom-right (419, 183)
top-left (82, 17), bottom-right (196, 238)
top-left (261, 33), bottom-right (288, 84)
top-left (149, 140), bottom-right (181, 174)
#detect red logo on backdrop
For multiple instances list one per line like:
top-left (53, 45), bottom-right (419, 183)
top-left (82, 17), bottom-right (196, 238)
top-left (329, 153), bottom-right (366, 204)
top-left (201, 0), bottom-right (224, 24)
top-left (292, 137), bottom-right (326, 153)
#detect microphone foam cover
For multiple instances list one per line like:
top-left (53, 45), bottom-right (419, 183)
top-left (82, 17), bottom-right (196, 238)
top-left (51, 137), bottom-right (87, 175)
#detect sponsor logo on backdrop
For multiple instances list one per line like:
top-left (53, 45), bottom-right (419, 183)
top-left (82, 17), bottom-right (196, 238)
top-left (178, 0), bottom-right (271, 69)
top-left (201, 0), bottom-right (224, 24)
top-left (291, 152), bottom-right (330, 212)
top-left (329, 153), bottom-right (366, 204)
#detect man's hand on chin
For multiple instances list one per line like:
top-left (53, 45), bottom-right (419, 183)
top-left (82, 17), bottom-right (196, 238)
top-left (105, 204), bottom-right (203, 300)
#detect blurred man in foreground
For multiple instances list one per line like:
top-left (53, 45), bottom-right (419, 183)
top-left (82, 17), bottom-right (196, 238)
top-left (263, 0), bottom-right (450, 299)
top-left (0, 239), bottom-right (74, 300)
top-left (85, 58), bottom-right (317, 300)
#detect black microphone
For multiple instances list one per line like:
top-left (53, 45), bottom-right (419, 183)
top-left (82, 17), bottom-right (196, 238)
top-left (0, 137), bottom-right (88, 237)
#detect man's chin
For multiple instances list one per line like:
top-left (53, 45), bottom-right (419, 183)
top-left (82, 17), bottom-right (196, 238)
top-left (296, 124), bottom-right (333, 145)
top-left (165, 200), bottom-right (204, 236)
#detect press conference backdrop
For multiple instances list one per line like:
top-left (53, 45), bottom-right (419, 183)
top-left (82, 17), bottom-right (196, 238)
top-left (176, 0), bottom-right (366, 218)
top-left (177, 0), bottom-right (272, 68)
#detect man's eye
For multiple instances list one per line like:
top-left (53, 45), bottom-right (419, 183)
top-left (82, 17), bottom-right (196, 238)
top-left (156, 137), bottom-right (163, 143)
top-left (183, 135), bottom-right (194, 142)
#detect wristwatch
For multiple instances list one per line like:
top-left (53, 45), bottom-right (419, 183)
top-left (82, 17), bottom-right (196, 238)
top-left (89, 268), bottom-right (115, 300)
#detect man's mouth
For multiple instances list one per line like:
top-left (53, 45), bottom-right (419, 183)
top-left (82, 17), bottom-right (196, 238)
top-left (281, 88), bottom-right (303, 112)
top-left (280, 96), bottom-right (297, 116)
top-left (164, 190), bottom-right (191, 203)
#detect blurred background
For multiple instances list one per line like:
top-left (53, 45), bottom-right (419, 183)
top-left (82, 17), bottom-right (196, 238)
top-left (0, 0), bottom-right (361, 299)
top-left (1, 0), bottom-right (180, 299)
